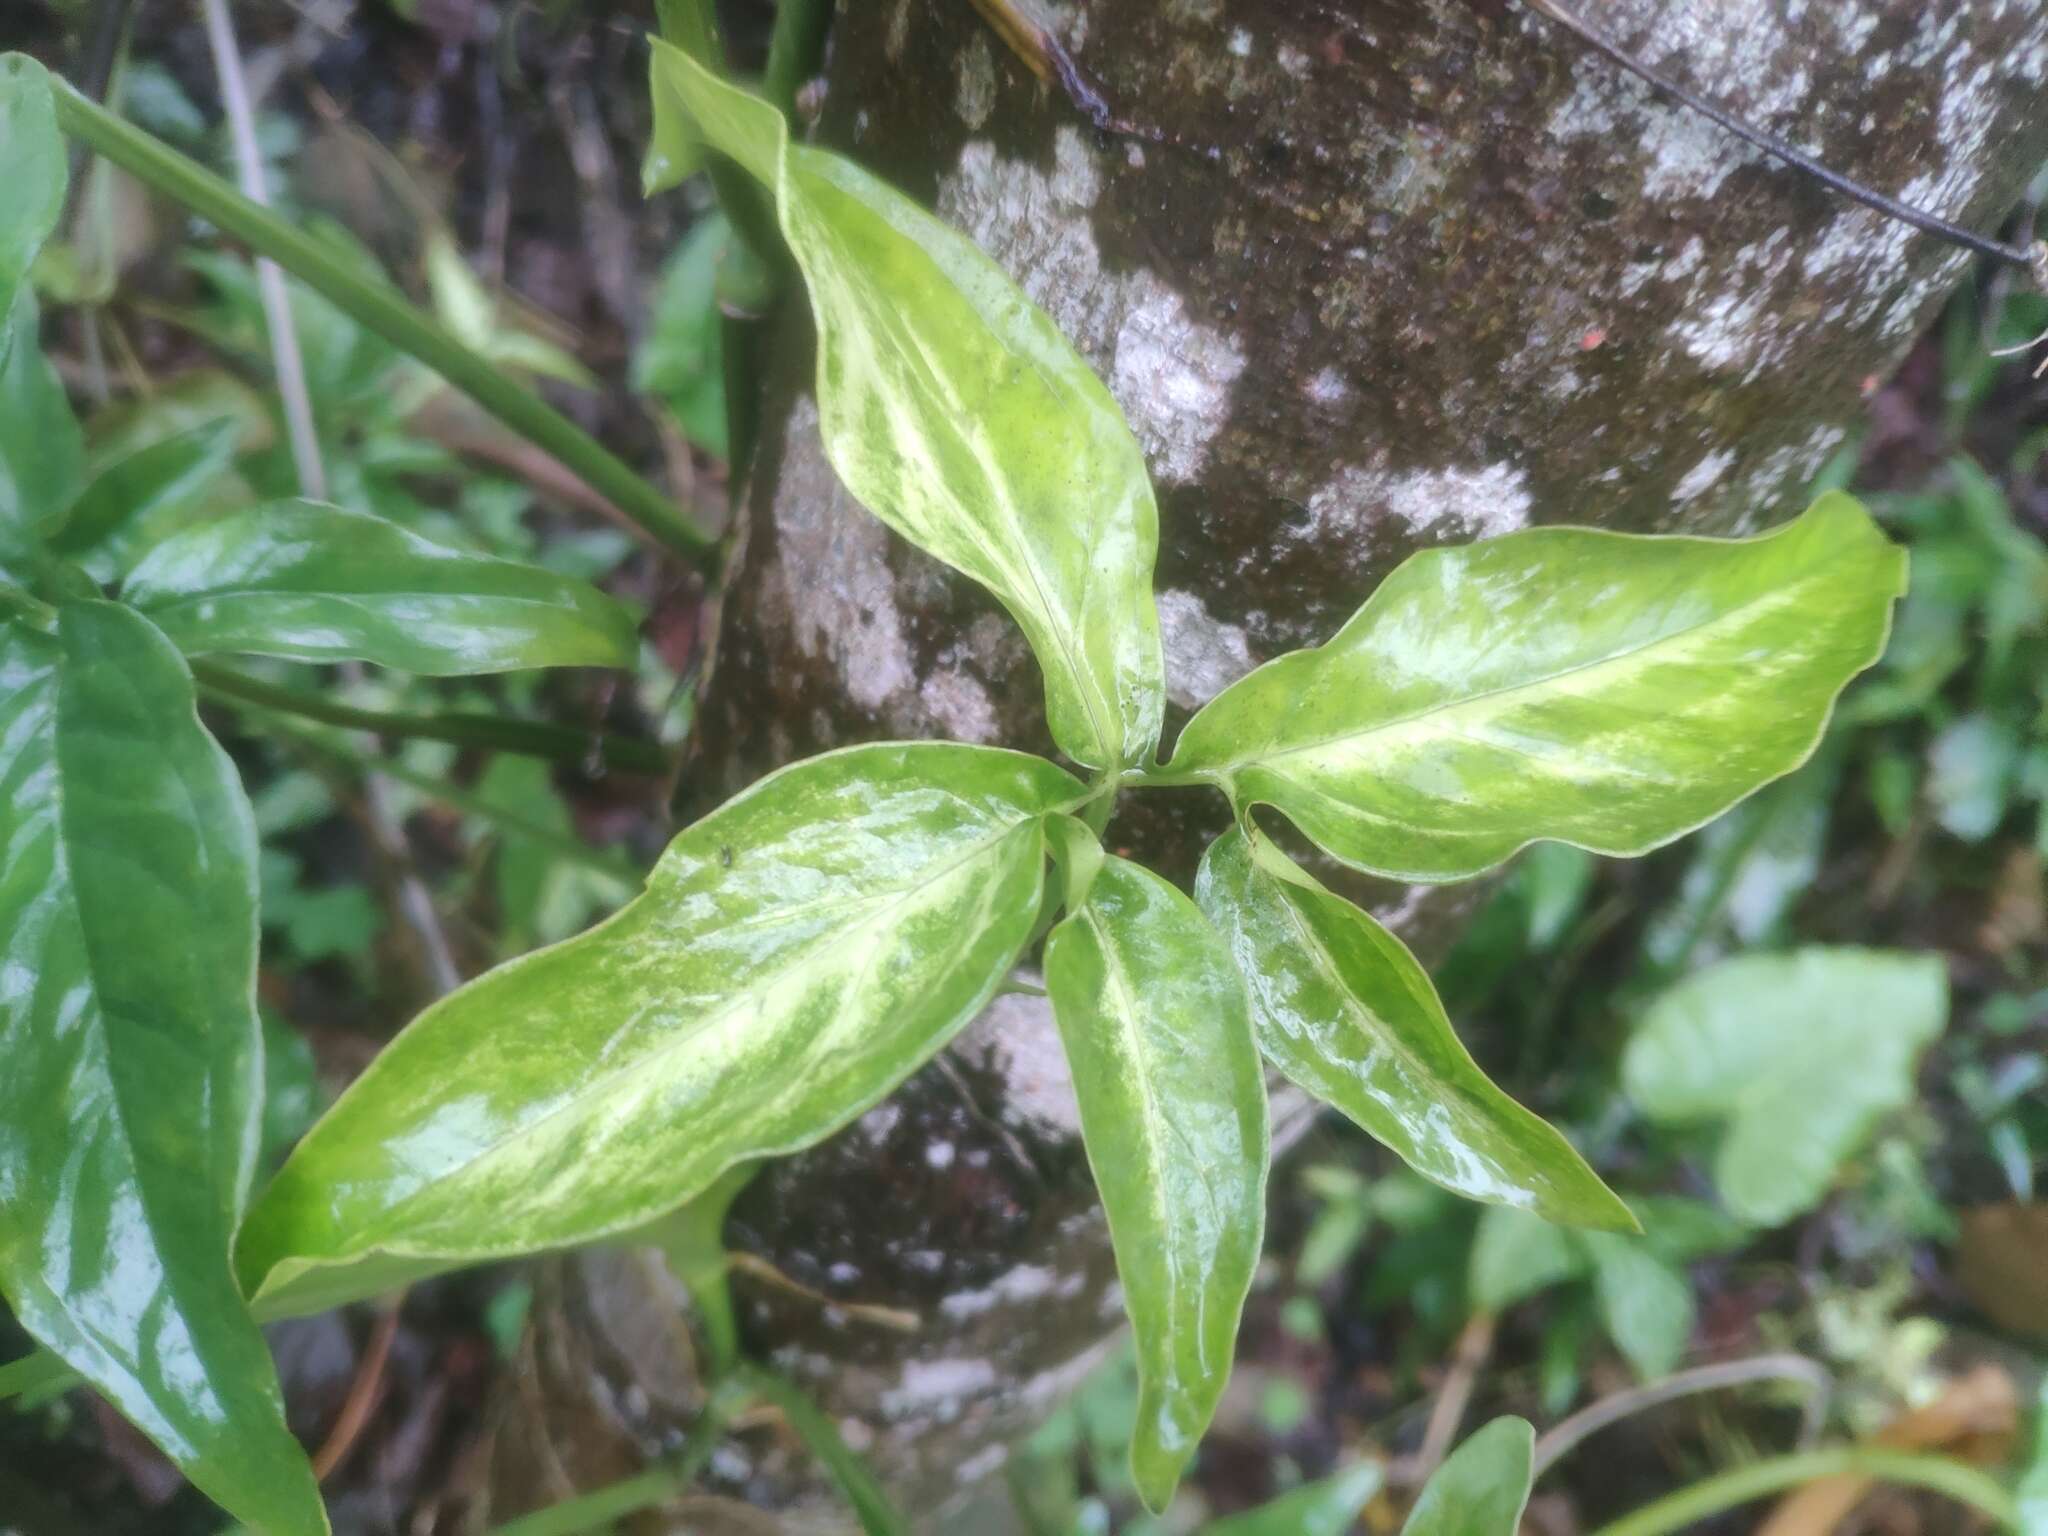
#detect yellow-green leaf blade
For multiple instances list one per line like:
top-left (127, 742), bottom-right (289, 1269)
top-left (1171, 494), bottom-right (1906, 881)
top-left (1198, 827), bottom-right (1632, 1231)
top-left (239, 742), bottom-right (1082, 1314)
top-left (122, 500), bottom-right (640, 674)
top-left (646, 43), bottom-right (1164, 771)
top-left (0, 602), bottom-right (325, 1536)
top-left (1045, 854), bottom-right (1268, 1512)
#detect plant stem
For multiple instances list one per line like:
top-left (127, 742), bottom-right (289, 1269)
top-left (761, 0), bottom-right (832, 119)
top-left (46, 76), bottom-right (718, 574)
top-left (1585, 1448), bottom-right (2019, 1536)
top-left (485, 1374), bottom-right (754, 1536)
top-left (738, 1365), bottom-right (906, 1534)
top-left (192, 662), bottom-right (674, 777)
top-left (1532, 1354), bottom-right (1832, 1479)
top-left (252, 708), bottom-right (643, 881)
top-left (198, 0), bottom-right (325, 500)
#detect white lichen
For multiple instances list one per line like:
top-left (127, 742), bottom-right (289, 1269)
top-left (939, 129), bottom-right (1246, 484)
top-left (1306, 459), bottom-right (1534, 544)
top-left (1671, 447), bottom-right (1738, 505)
top-left (1155, 588), bottom-right (1257, 711)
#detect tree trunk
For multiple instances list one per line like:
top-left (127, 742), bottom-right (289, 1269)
top-left (510, 2), bottom-right (2048, 1528)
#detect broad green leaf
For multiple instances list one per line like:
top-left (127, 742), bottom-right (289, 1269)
top-left (1468, 1205), bottom-right (1589, 1314)
top-left (122, 500), bottom-right (640, 673)
top-left (42, 417), bottom-right (241, 579)
top-left (1623, 948), bottom-right (1947, 1225)
top-left (1198, 827), bottom-right (1631, 1230)
top-left (1204, 1461), bottom-right (1383, 1536)
top-left (0, 54), bottom-right (64, 363)
top-left (646, 43), bottom-right (1164, 771)
top-left (239, 742), bottom-right (1080, 1314)
top-left (1400, 1416), bottom-right (1534, 1536)
top-left (1044, 853), bottom-right (1268, 1512)
top-left (1169, 494), bottom-right (1905, 881)
top-left (1583, 1231), bottom-right (1692, 1379)
top-left (0, 601), bottom-right (325, 1535)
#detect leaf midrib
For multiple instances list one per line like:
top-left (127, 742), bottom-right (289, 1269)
top-left (344, 812), bottom-right (1044, 1250)
top-left (1199, 572), bottom-right (1818, 776)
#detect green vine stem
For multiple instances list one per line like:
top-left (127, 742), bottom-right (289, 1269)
top-left (193, 662), bottom-right (674, 777)
top-left (246, 707), bottom-right (645, 880)
top-left (485, 1373), bottom-right (755, 1536)
top-left (1586, 1447), bottom-right (2019, 1536)
top-left (46, 75), bottom-right (719, 574)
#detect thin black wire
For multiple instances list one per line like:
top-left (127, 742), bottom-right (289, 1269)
top-left (1523, 0), bottom-right (2039, 273)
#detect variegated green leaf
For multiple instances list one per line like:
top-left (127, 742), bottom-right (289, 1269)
top-left (1197, 827), bottom-right (1630, 1230)
top-left (645, 43), bottom-right (1163, 771)
top-left (238, 743), bottom-right (1082, 1315)
top-left (1168, 494), bottom-right (1905, 881)
top-left (1045, 851), bottom-right (1268, 1512)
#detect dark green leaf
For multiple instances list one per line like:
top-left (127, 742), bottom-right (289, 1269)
top-left (44, 417), bottom-right (241, 580)
top-left (1624, 948), bottom-right (1948, 1224)
top-left (0, 54), bottom-right (64, 359)
top-left (1169, 495), bottom-right (1905, 880)
top-left (123, 500), bottom-right (640, 673)
top-left (1044, 852), bottom-right (1268, 1511)
top-left (1198, 827), bottom-right (1630, 1229)
top-left (647, 44), bottom-right (1164, 771)
top-left (0, 292), bottom-right (84, 548)
top-left (239, 743), bottom-right (1081, 1315)
top-left (1400, 1416), bottom-right (1534, 1536)
top-left (0, 601), bottom-right (325, 1534)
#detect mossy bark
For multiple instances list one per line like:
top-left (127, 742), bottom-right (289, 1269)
top-left (528, 3), bottom-right (2048, 1529)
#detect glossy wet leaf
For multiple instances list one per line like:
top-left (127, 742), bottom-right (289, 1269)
top-left (1198, 827), bottom-right (1630, 1229)
top-left (1205, 1461), bottom-right (1383, 1535)
top-left (646, 43), bottom-right (1163, 771)
top-left (1170, 494), bottom-right (1904, 880)
top-left (1583, 1231), bottom-right (1692, 1379)
top-left (0, 601), bottom-right (325, 1534)
top-left (1400, 1416), bottom-right (1534, 1536)
top-left (0, 54), bottom-right (64, 363)
top-left (42, 417), bottom-right (241, 580)
top-left (1624, 948), bottom-right (1947, 1225)
top-left (123, 500), bottom-right (640, 674)
top-left (239, 743), bottom-right (1080, 1315)
top-left (1044, 853), bottom-right (1268, 1512)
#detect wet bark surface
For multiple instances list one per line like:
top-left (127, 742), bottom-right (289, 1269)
top-left (538, 3), bottom-right (2048, 1528)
